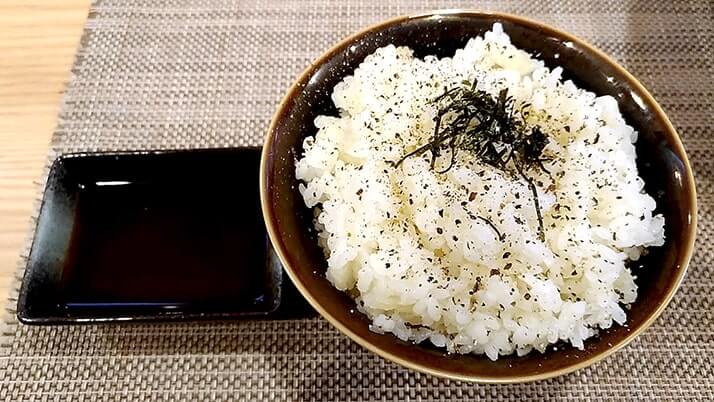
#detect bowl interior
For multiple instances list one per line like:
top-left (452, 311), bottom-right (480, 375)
top-left (262, 12), bottom-right (696, 382)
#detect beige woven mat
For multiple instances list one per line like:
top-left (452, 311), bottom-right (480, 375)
top-left (1, 0), bottom-right (712, 400)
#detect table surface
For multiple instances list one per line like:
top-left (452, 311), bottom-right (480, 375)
top-left (0, 1), bottom-right (711, 399)
top-left (0, 0), bottom-right (90, 300)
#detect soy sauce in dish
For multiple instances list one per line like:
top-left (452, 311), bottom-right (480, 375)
top-left (19, 148), bottom-right (282, 323)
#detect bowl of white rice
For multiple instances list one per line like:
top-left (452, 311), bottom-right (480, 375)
top-left (260, 11), bottom-right (696, 383)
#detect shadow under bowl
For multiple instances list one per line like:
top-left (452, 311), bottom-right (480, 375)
top-left (260, 11), bottom-right (697, 383)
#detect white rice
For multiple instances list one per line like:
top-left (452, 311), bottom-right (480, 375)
top-left (295, 24), bottom-right (665, 360)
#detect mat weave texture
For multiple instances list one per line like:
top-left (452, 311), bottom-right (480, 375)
top-left (1, 0), bottom-right (713, 400)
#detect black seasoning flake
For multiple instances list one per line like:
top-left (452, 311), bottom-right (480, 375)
top-left (502, 252), bottom-right (511, 259)
top-left (452, 235), bottom-right (459, 241)
top-left (454, 219), bottom-right (461, 225)
top-left (524, 293), bottom-right (531, 300)
top-left (438, 209), bottom-right (444, 217)
top-left (436, 227), bottom-right (443, 234)
top-left (469, 192), bottom-right (477, 202)
top-left (503, 262), bottom-right (513, 270)
top-left (490, 269), bottom-right (500, 276)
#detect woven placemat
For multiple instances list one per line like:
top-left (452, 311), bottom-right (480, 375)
top-left (1, 0), bottom-right (712, 400)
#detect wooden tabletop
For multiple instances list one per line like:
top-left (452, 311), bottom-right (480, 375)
top-left (0, 0), bottom-right (90, 299)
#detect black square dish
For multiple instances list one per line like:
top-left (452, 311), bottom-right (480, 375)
top-left (18, 148), bottom-right (285, 324)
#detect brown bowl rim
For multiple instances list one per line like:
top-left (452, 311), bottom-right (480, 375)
top-left (260, 10), bottom-right (698, 383)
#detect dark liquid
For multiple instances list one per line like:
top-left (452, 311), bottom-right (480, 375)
top-left (59, 148), bottom-right (278, 316)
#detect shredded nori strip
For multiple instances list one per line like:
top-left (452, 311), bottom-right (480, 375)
top-left (477, 215), bottom-right (504, 241)
top-left (394, 79), bottom-right (550, 240)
